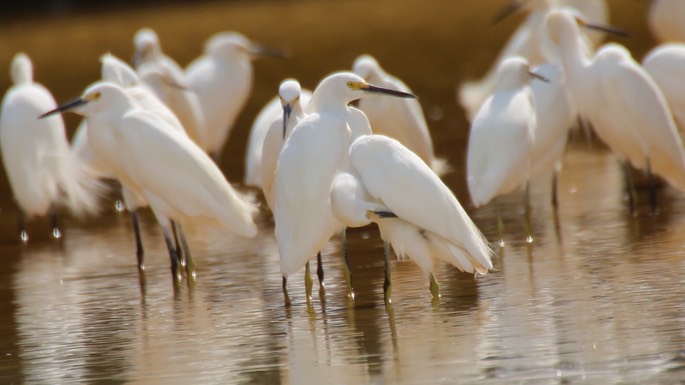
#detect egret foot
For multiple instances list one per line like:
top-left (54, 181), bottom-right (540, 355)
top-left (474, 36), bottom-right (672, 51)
top-left (282, 276), bottom-right (292, 307)
top-left (429, 273), bottom-right (441, 300)
top-left (305, 262), bottom-right (313, 302)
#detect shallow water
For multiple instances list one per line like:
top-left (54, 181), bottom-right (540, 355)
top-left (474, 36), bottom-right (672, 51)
top-left (1, 1), bottom-right (684, 384)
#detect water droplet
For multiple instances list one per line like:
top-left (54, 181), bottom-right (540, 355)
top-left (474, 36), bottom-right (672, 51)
top-left (114, 200), bottom-right (125, 212)
top-left (19, 231), bottom-right (29, 243)
top-left (361, 232), bottom-right (370, 240)
top-left (51, 227), bottom-right (62, 239)
top-left (526, 235), bottom-right (534, 243)
top-left (498, 239), bottom-right (505, 247)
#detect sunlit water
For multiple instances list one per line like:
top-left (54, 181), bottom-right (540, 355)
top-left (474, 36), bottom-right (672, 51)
top-left (1, 1), bottom-right (684, 384)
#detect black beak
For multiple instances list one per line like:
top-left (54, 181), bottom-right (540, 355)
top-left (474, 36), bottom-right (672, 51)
top-left (282, 103), bottom-right (292, 139)
top-left (250, 44), bottom-right (290, 59)
top-left (363, 84), bottom-right (417, 99)
top-left (578, 19), bottom-right (631, 38)
top-left (492, 0), bottom-right (524, 25)
top-left (528, 71), bottom-right (550, 83)
top-left (39, 97), bottom-right (88, 119)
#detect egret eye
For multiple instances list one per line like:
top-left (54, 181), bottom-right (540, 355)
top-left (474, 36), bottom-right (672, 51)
top-left (92, 92), bottom-right (102, 101)
top-left (347, 81), bottom-right (357, 90)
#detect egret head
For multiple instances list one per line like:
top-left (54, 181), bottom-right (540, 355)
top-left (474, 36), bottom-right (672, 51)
top-left (497, 57), bottom-right (549, 89)
top-left (101, 53), bottom-right (140, 88)
top-left (352, 54), bottom-right (380, 82)
top-left (10, 52), bottom-right (33, 85)
top-left (546, 10), bottom-right (629, 46)
top-left (314, 72), bottom-right (416, 107)
top-left (206, 32), bottom-right (288, 60)
top-left (132, 28), bottom-right (161, 67)
top-left (279, 79), bottom-right (302, 138)
top-left (39, 82), bottom-right (130, 118)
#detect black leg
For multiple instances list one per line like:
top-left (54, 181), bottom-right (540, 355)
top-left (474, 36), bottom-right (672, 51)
top-left (316, 252), bottom-right (324, 287)
top-left (171, 220), bottom-right (185, 268)
top-left (623, 162), bottom-right (638, 215)
top-left (383, 242), bottom-right (392, 304)
top-left (162, 226), bottom-right (182, 281)
top-left (130, 211), bottom-right (145, 270)
top-left (341, 228), bottom-right (354, 299)
top-left (282, 276), bottom-right (291, 307)
top-left (176, 223), bottom-right (195, 278)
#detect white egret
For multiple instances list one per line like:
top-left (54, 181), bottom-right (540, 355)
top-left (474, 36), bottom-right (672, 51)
top-left (260, 79), bottom-right (310, 213)
top-left (352, 54), bottom-right (447, 175)
top-left (642, 43), bottom-right (685, 136)
top-left (0, 53), bottom-right (102, 241)
top-left (330, 135), bottom-right (493, 302)
top-left (528, 62), bottom-right (577, 207)
top-left (467, 57), bottom-right (546, 243)
top-left (274, 72), bottom-right (415, 305)
top-left (458, 0), bottom-right (608, 121)
top-left (185, 32), bottom-right (287, 160)
top-left (71, 53), bottom-right (192, 270)
top-left (547, 11), bottom-right (685, 212)
top-left (648, 0), bottom-right (685, 43)
top-left (132, 28), bottom-right (207, 151)
top-left (42, 82), bottom-right (259, 280)
top-left (244, 84), bottom-right (312, 189)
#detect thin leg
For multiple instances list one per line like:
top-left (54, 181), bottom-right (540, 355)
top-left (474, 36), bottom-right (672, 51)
top-left (130, 211), bottom-right (145, 270)
top-left (171, 220), bottom-right (185, 268)
top-left (305, 261), bottom-right (313, 302)
top-left (341, 228), bottom-right (354, 299)
top-left (429, 273), bottom-right (441, 300)
top-left (162, 225), bottom-right (182, 281)
top-left (50, 206), bottom-right (61, 239)
top-left (551, 169), bottom-right (559, 210)
top-left (383, 242), bottom-right (392, 304)
top-left (176, 223), bottom-right (195, 278)
top-left (17, 209), bottom-right (28, 243)
top-left (494, 198), bottom-right (504, 247)
top-left (646, 158), bottom-right (657, 214)
top-left (282, 276), bottom-right (292, 307)
top-left (523, 183), bottom-right (533, 243)
top-left (316, 252), bottom-right (324, 288)
top-left (623, 162), bottom-right (638, 215)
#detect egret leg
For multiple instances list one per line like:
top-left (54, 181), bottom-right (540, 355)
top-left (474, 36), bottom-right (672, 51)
top-left (50, 206), bottom-right (61, 239)
top-left (130, 211), bottom-right (145, 271)
top-left (17, 210), bottom-right (28, 243)
top-left (282, 276), bottom-right (292, 307)
top-left (622, 162), bottom-right (638, 215)
top-left (523, 183), bottom-right (533, 243)
top-left (494, 198), bottom-right (504, 247)
top-left (341, 228), bottom-right (354, 299)
top-left (171, 220), bottom-right (185, 268)
top-left (551, 169), bottom-right (559, 210)
top-left (383, 242), bottom-right (392, 304)
top-left (316, 252), bottom-right (324, 288)
top-left (646, 158), bottom-right (657, 214)
top-left (161, 225), bottom-right (182, 281)
top-left (176, 223), bottom-right (195, 278)
top-left (429, 273), bottom-right (441, 300)
top-left (304, 261), bottom-right (313, 302)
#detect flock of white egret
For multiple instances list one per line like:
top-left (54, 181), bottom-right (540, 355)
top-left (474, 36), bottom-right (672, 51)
top-left (0, 0), bottom-right (682, 306)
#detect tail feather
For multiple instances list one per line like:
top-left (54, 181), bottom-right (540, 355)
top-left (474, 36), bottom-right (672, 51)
top-left (58, 151), bottom-right (108, 218)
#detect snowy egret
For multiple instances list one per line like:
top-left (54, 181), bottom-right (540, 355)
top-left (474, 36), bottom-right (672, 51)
top-left (648, 0), bottom-right (685, 43)
top-left (330, 135), bottom-right (493, 302)
top-left (458, 0), bottom-right (608, 121)
top-left (244, 84), bottom-right (312, 188)
top-left (185, 32), bottom-right (287, 160)
top-left (132, 29), bottom-right (207, 151)
top-left (352, 54), bottom-right (447, 175)
top-left (0, 53), bottom-right (102, 241)
top-left (274, 72), bottom-right (415, 305)
top-left (71, 53), bottom-right (192, 270)
top-left (467, 57), bottom-right (547, 243)
top-left (260, 79), bottom-right (310, 213)
top-left (643, 43), bottom-right (685, 136)
top-left (42, 82), bottom-right (259, 280)
top-left (528, 62), bottom-right (577, 207)
top-left (547, 11), bottom-right (685, 212)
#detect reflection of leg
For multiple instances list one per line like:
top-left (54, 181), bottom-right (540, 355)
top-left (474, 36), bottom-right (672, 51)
top-left (130, 211), bottom-right (145, 270)
top-left (161, 225), bottom-right (182, 281)
top-left (50, 206), bottom-right (61, 239)
top-left (316, 252), bottom-right (324, 288)
top-left (429, 273), bottom-right (440, 300)
top-left (383, 242), bottom-right (392, 304)
top-left (304, 261), bottom-right (313, 302)
top-left (282, 276), bottom-right (291, 307)
top-left (623, 162), bottom-right (638, 215)
top-left (341, 228), bottom-right (354, 298)
top-left (176, 223), bottom-right (195, 278)
top-left (18, 209), bottom-right (28, 243)
top-left (646, 158), bottom-right (657, 214)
